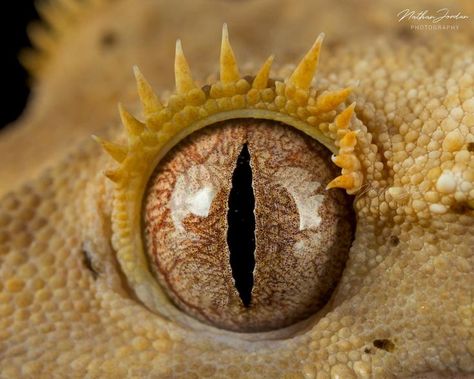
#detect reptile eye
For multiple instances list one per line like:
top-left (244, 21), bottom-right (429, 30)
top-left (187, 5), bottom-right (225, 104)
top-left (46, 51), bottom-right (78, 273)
top-left (99, 25), bottom-right (364, 333)
top-left (144, 120), bottom-right (354, 332)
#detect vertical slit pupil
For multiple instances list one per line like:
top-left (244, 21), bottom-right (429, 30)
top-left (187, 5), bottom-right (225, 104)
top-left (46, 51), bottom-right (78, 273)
top-left (227, 143), bottom-right (256, 308)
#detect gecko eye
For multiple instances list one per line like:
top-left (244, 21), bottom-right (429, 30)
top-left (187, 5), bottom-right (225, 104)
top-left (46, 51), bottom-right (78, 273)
top-left (99, 25), bottom-right (365, 334)
top-left (144, 119), bottom-right (354, 332)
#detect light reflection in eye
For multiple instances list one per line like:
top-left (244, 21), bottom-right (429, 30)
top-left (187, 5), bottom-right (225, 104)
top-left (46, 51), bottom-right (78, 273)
top-left (170, 165), bottom-right (218, 233)
top-left (143, 118), bottom-right (355, 332)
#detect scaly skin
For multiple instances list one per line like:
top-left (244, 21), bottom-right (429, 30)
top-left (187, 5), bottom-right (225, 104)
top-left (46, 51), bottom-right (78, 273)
top-left (0, 0), bottom-right (473, 378)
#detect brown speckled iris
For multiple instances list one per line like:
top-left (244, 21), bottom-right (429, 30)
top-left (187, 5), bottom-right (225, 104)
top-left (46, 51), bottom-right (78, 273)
top-left (143, 120), bottom-right (355, 332)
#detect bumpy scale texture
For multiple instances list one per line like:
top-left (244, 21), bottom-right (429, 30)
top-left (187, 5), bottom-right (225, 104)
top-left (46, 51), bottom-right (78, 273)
top-left (0, 0), bottom-right (473, 378)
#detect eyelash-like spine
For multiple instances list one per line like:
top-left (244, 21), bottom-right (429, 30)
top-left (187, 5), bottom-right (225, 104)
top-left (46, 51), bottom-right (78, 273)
top-left (327, 104), bottom-right (364, 194)
top-left (97, 25), bottom-right (364, 194)
top-left (21, 0), bottom-right (110, 78)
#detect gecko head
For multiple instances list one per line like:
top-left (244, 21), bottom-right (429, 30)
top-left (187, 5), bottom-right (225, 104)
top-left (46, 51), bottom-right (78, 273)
top-left (2, 8), bottom-right (473, 377)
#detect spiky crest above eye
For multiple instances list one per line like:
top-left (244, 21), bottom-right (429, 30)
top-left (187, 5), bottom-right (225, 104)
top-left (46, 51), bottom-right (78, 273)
top-left (96, 24), bottom-right (364, 195)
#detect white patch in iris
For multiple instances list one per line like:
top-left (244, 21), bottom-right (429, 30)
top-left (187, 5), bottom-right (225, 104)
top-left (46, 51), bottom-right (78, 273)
top-left (275, 167), bottom-right (325, 231)
top-left (170, 165), bottom-right (217, 232)
top-left (187, 187), bottom-right (215, 217)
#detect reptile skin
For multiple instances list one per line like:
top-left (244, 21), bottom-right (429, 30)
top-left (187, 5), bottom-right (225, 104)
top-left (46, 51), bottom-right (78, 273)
top-left (0, 0), bottom-right (473, 378)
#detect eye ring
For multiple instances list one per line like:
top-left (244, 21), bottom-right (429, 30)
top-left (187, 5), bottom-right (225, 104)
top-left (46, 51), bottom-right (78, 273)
top-left (95, 24), bottom-right (364, 328)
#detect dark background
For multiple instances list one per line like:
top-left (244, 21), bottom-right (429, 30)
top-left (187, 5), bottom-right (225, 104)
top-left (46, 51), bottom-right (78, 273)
top-left (1, 2), bottom-right (39, 130)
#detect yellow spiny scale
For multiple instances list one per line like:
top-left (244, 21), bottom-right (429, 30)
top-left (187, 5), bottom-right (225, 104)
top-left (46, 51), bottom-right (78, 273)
top-left (133, 66), bottom-right (163, 118)
top-left (326, 174), bottom-right (355, 190)
top-left (332, 154), bottom-right (361, 170)
top-left (92, 135), bottom-right (128, 163)
top-left (287, 33), bottom-right (324, 90)
top-left (175, 40), bottom-right (199, 94)
top-left (335, 103), bottom-right (356, 129)
top-left (22, 0), bottom-right (113, 79)
top-left (253, 55), bottom-right (274, 89)
top-left (220, 24), bottom-right (240, 83)
top-left (316, 88), bottom-right (352, 113)
top-left (27, 24), bottom-right (56, 53)
top-left (118, 103), bottom-right (146, 136)
top-left (339, 131), bottom-right (358, 149)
